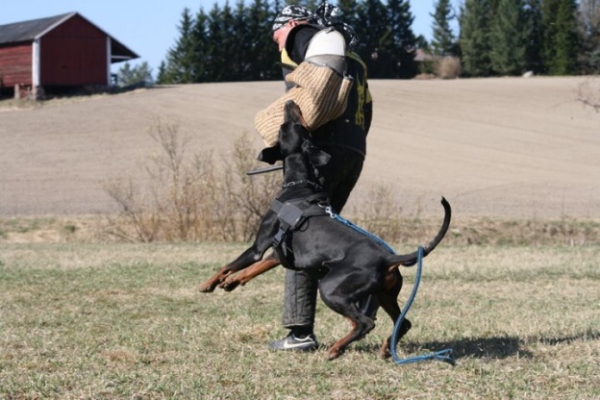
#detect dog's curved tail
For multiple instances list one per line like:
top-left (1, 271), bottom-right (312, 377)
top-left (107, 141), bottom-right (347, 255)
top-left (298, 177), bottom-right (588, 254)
top-left (388, 197), bottom-right (451, 268)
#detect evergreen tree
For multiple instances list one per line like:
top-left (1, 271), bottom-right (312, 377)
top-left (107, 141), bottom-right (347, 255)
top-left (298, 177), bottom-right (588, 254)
top-left (246, 0), bottom-right (280, 80)
top-left (577, 0), bottom-right (600, 73)
top-left (217, 2), bottom-right (237, 82)
top-left (542, 0), bottom-right (578, 74)
top-left (460, 0), bottom-right (493, 76)
top-left (116, 61), bottom-right (154, 86)
top-left (355, 0), bottom-right (389, 78)
top-left (272, 0), bottom-right (284, 15)
top-left (162, 8), bottom-right (197, 83)
top-left (336, 0), bottom-right (361, 53)
top-left (192, 8), bottom-right (210, 82)
top-left (430, 0), bottom-right (457, 56)
top-left (225, 2), bottom-right (241, 81)
top-left (553, 0), bottom-right (578, 74)
top-left (489, 0), bottom-right (501, 15)
top-left (205, 3), bottom-right (228, 82)
top-left (524, 0), bottom-right (544, 73)
top-left (116, 62), bottom-right (134, 86)
top-left (541, 0), bottom-right (561, 73)
top-left (489, 0), bottom-right (529, 75)
top-left (386, 0), bottom-right (418, 78)
top-left (415, 34), bottom-right (430, 50)
top-left (337, 0), bottom-right (361, 31)
top-left (156, 61), bottom-right (167, 84)
top-left (232, 1), bottom-right (251, 81)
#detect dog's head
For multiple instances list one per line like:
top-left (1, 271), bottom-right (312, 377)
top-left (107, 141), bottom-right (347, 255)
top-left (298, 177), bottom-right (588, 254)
top-left (258, 101), bottom-right (330, 168)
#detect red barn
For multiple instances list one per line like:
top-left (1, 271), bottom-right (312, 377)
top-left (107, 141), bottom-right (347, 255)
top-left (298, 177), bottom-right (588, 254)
top-left (0, 12), bottom-right (138, 98)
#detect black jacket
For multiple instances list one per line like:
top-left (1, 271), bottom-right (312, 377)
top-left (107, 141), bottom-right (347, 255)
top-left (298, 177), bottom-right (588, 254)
top-left (281, 24), bottom-right (373, 157)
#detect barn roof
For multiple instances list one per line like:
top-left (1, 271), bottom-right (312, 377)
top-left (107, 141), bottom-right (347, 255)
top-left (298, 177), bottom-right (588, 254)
top-left (0, 12), bottom-right (138, 62)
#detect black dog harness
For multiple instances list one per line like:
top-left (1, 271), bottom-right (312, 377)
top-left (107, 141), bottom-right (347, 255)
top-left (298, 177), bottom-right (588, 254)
top-left (270, 192), bottom-right (329, 269)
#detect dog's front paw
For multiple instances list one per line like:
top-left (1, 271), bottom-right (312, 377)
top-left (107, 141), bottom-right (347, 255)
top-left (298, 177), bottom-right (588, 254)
top-left (198, 269), bottom-right (234, 293)
top-left (198, 277), bottom-right (223, 293)
top-left (198, 282), bottom-right (217, 293)
top-left (219, 277), bottom-right (242, 292)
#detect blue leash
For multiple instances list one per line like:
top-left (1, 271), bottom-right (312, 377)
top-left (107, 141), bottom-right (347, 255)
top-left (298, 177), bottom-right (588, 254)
top-left (390, 247), bottom-right (455, 366)
top-left (327, 209), bottom-right (455, 366)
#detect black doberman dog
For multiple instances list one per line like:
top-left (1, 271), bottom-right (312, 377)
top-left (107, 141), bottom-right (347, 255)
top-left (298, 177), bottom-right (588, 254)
top-left (199, 100), bottom-right (451, 360)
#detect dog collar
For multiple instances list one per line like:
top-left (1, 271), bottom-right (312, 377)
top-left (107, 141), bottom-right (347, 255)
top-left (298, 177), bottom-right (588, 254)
top-left (281, 180), bottom-right (322, 191)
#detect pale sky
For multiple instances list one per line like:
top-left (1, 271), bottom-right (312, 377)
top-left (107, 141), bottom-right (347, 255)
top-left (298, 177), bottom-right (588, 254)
top-left (1, 1), bottom-right (460, 74)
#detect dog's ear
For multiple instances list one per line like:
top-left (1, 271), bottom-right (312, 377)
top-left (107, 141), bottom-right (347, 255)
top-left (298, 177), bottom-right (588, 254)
top-left (257, 143), bottom-right (282, 165)
top-left (302, 141), bottom-right (331, 167)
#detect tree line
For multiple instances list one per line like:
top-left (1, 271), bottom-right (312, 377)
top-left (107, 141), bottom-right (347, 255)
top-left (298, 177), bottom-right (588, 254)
top-left (445, 0), bottom-right (599, 76)
top-left (118, 0), bottom-right (599, 85)
top-left (152, 0), bottom-right (419, 83)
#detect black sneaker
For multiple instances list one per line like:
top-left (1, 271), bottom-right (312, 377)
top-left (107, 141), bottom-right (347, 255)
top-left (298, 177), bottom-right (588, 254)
top-left (268, 333), bottom-right (319, 352)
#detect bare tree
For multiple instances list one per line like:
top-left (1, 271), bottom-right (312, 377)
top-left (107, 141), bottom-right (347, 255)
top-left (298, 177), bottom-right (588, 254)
top-left (577, 77), bottom-right (600, 112)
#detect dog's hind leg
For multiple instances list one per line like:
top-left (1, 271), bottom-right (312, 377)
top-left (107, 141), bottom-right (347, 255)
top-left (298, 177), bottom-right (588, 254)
top-left (324, 303), bottom-right (375, 360)
top-left (319, 283), bottom-right (376, 360)
top-left (376, 270), bottom-right (411, 358)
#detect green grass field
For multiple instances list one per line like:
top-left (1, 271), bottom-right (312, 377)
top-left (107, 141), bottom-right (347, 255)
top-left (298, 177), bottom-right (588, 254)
top-left (1, 243), bottom-right (599, 399)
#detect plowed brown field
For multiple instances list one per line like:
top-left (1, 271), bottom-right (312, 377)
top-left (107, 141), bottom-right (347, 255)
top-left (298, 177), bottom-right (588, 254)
top-left (1, 76), bottom-right (599, 218)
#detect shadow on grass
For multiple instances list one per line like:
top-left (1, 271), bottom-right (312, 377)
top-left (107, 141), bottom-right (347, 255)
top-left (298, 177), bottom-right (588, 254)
top-left (348, 330), bottom-right (599, 360)
top-left (344, 336), bottom-right (530, 360)
top-left (404, 336), bottom-right (533, 360)
top-left (534, 329), bottom-right (600, 346)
